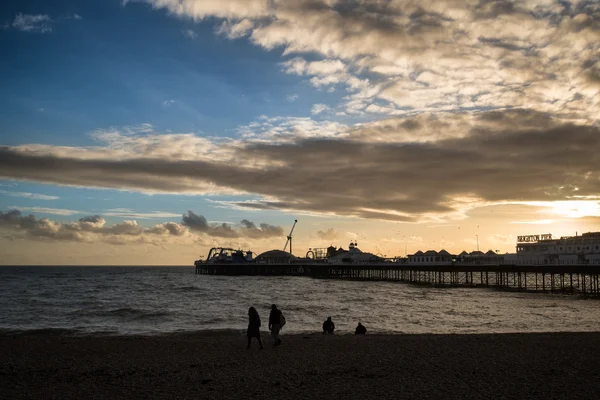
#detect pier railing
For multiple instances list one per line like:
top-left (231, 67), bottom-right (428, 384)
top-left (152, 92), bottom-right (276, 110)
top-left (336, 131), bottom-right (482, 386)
top-left (195, 263), bottom-right (600, 298)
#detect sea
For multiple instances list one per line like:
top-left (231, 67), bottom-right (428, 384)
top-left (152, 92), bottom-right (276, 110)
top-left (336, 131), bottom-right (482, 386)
top-left (1, 266), bottom-right (599, 336)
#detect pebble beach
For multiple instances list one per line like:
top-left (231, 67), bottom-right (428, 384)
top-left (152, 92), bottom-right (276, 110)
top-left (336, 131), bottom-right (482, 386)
top-left (2, 331), bottom-right (600, 400)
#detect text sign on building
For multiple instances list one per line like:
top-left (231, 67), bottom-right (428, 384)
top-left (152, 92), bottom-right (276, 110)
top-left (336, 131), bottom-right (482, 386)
top-left (517, 234), bottom-right (553, 243)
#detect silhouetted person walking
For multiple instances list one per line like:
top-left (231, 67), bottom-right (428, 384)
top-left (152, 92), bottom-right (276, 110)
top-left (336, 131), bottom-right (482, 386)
top-left (247, 306), bottom-right (264, 349)
top-left (355, 322), bottom-right (367, 335)
top-left (269, 304), bottom-right (283, 346)
top-left (322, 317), bottom-right (335, 334)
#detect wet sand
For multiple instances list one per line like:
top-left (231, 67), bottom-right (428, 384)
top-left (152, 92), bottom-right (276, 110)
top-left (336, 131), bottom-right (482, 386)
top-left (2, 331), bottom-right (600, 399)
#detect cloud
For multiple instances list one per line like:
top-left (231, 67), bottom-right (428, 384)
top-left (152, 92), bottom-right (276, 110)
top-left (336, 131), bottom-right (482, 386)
top-left (0, 209), bottom-right (284, 244)
top-left (182, 29), bottom-right (197, 39)
top-left (311, 104), bottom-right (330, 115)
top-left (3, 110), bottom-right (600, 222)
top-left (135, 0), bottom-right (270, 20)
top-left (286, 94), bottom-right (299, 102)
top-left (9, 207), bottom-right (82, 216)
top-left (511, 219), bottom-right (555, 225)
top-left (181, 210), bottom-right (283, 239)
top-left (239, 219), bottom-right (284, 239)
top-left (133, 0), bottom-right (600, 122)
top-left (181, 210), bottom-right (236, 238)
top-left (0, 190), bottom-right (58, 200)
top-left (488, 234), bottom-right (515, 247)
top-left (0, 210), bottom-right (184, 243)
top-left (281, 58), bottom-right (347, 77)
top-left (316, 228), bottom-right (340, 241)
top-left (217, 19), bottom-right (254, 39)
top-left (237, 115), bottom-right (346, 141)
top-left (103, 210), bottom-right (181, 219)
top-left (162, 99), bottom-right (176, 106)
top-left (12, 13), bottom-right (53, 33)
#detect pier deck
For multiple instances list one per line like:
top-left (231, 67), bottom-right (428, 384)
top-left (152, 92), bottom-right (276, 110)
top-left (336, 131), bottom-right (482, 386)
top-left (195, 263), bottom-right (600, 298)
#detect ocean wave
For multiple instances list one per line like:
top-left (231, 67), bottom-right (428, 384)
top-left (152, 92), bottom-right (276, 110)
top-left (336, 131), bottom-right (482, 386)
top-left (68, 307), bottom-right (172, 320)
top-left (28, 297), bottom-right (57, 305)
top-left (0, 327), bottom-right (83, 336)
top-left (176, 286), bottom-right (200, 292)
top-left (108, 307), bottom-right (171, 318)
top-left (198, 316), bottom-right (230, 325)
top-left (0, 275), bottom-right (22, 281)
top-left (160, 328), bottom-right (246, 338)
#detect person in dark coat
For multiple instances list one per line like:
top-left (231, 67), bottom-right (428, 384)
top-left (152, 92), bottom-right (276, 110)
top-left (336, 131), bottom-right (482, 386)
top-left (355, 322), bottom-right (367, 335)
top-left (322, 317), bottom-right (335, 334)
top-left (268, 304), bottom-right (283, 345)
top-left (247, 306), bottom-right (264, 349)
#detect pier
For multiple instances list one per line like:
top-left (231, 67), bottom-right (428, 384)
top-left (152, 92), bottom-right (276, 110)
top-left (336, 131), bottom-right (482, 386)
top-left (195, 263), bottom-right (600, 298)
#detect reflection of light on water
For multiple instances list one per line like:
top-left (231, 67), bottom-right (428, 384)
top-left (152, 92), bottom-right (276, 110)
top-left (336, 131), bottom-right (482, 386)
top-left (1, 266), bottom-right (600, 336)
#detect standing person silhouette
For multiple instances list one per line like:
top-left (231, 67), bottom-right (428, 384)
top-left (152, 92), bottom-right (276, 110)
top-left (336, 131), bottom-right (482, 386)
top-left (247, 306), bottom-right (264, 349)
top-left (322, 317), bottom-right (335, 334)
top-left (268, 304), bottom-right (283, 346)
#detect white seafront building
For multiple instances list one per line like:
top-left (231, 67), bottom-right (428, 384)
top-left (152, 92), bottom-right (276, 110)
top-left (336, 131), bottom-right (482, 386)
top-left (406, 232), bottom-right (600, 266)
top-left (513, 232), bottom-right (600, 265)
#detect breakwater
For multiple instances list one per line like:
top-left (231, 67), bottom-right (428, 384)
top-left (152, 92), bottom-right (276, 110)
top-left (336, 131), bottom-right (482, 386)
top-left (195, 263), bottom-right (600, 298)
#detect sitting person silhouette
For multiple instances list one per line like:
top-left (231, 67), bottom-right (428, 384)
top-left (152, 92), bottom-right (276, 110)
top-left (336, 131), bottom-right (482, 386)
top-left (355, 322), bottom-right (367, 335)
top-left (322, 317), bottom-right (335, 334)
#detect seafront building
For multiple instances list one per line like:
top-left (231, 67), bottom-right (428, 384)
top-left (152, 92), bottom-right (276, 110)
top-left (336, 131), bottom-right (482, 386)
top-left (406, 232), bottom-right (600, 266)
top-left (511, 232), bottom-right (600, 265)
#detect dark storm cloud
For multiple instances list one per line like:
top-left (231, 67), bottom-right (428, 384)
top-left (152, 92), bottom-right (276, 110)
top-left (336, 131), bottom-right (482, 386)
top-left (473, 0), bottom-right (520, 19)
top-left (181, 211), bottom-right (284, 238)
top-left (477, 37), bottom-right (535, 53)
top-left (239, 219), bottom-right (284, 239)
top-left (181, 211), bottom-right (237, 238)
top-left (1, 110), bottom-right (600, 221)
top-left (79, 215), bottom-right (104, 224)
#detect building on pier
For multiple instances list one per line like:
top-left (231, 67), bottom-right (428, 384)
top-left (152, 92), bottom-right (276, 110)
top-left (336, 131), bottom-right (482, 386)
top-left (255, 249), bottom-right (297, 264)
top-left (407, 249), bottom-right (505, 266)
top-left (457, 250), bottom-right (505, 265)
top-left (405, 232), bottom-right (600, 266)
top-left (407, 249), bottom-right (454, 265)
top-left (515, 232), bottom-right (600, 265)
top-left (327, 242), bottom-right (385, 264)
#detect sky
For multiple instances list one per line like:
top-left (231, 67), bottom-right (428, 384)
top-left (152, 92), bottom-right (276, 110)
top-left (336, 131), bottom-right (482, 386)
top-left (1, 0), bottom-right (599, 265)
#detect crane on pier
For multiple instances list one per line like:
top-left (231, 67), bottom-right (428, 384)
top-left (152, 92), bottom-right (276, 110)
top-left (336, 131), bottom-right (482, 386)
top-left (283, 219), bottom-right (298, 255)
